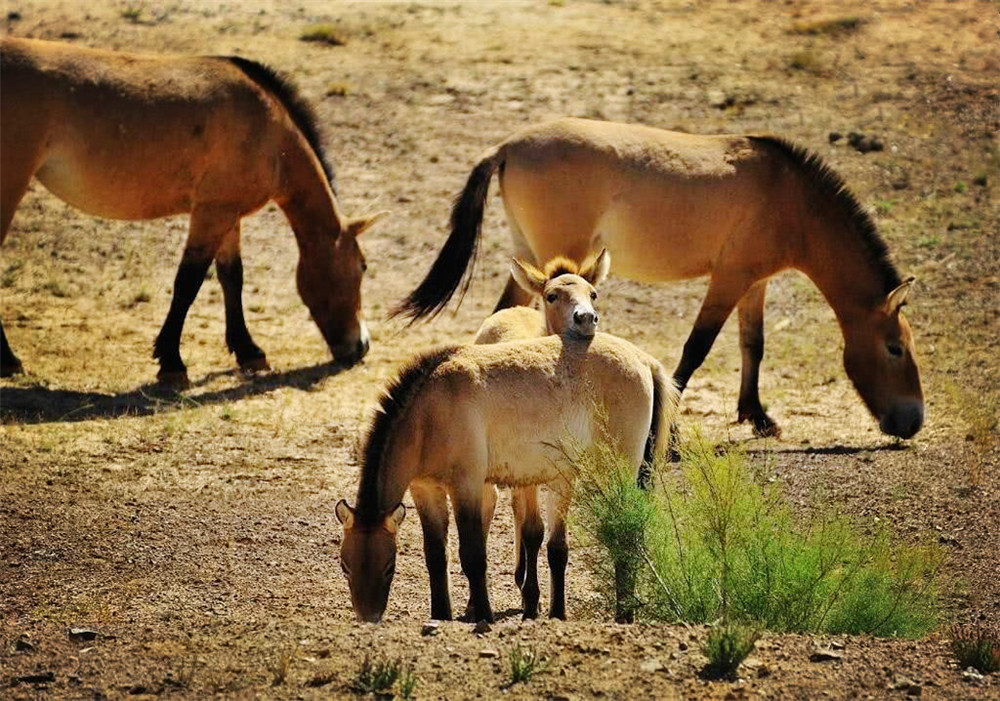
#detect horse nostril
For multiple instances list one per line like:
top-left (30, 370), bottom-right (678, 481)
top-left (593, 314), bottom-right (599, 325)
top-left (574, 311), bottom-right (583, 324)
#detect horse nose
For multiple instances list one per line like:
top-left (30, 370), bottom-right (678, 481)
top-left (879, 400), bottom-right (924, 439)
top-left (573, 309), bottom-right (598, 330)
top-left (333, 322), bottom-right (370, 366)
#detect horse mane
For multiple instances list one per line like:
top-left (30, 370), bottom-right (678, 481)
top-left (748, 135), bottom-right (902, 295)
top-left (222, 56), bottom-right (339, 197)
top-left (356, 346), bottom-right (461, 525)
top-left (543, 256), bottom-right (581, 279)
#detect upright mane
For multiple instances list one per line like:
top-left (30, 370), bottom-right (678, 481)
top-left (356, 346), bottom-right (461, 525)
top-left (749, 135), bottom-right (902, 294)
top-left (543, 256), bottom-right (581, 279)
top-left (222, 56), bottom-right (339, 197)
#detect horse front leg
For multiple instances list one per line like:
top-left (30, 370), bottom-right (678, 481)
top-left (410, 481), bottom-right (453, 621)
top-left (1, 323), bottom-right (23, 377)
top-left (464, 484), bottom-right (498, 619)
top-left (453, 497), bottom-right (493, 623)
top-left (545, 484), bottom-right (574, 620)
top-left (513, 486), bottom-right (544, 619)
top-left (671, 274), bottom-right (753, 457)
top-left (215, 227), bottom-right (268, 374)
top-left (153, 206), bottom-right (234, 386)
top-left (737, 281), bottom-right (780, 437)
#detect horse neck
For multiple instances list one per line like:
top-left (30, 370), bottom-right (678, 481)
top-left (356, 409), bottom-right (424, 525)
top-left (275, 137), bottom-right (346, 254)
top-left (792, 198), bottom-right (890, 329)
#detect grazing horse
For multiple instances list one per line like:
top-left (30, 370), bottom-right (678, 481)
top-left (335, 332), bottom-right (676, 623)
top-left (0, 37), bottom-right (384, 383)
top-left (395, 117), bottom-right (924, 440)
top-left (472, 250), bottom-right (612, 618)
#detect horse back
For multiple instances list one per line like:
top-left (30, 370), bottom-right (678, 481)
top-left (1, 37), bottom-right (285, 219)
top-left (498, 118), bottom-right (795, 282)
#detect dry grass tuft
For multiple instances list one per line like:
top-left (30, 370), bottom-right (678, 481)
top-left (791, 16), bottom-right (863, 37)
top-left (299, 24), bottom-right (348, 46)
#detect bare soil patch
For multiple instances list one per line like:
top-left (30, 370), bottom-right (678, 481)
top-left (2, 1), bottom-right (998, 698)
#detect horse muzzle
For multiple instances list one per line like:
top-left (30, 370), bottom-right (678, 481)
top-left (570, 308), bottom-right (599, 338)
top-left (329, 322), bottom-right (370, 366)
top-left (879, 399), bottom-right (924, 439)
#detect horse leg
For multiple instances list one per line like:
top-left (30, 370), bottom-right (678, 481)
top-left (545, 483), bottom-right (573, 620)
top-left (153, 206), bottom-right (234, 385)
top-left (670, 274), bottom-right (755, 456)
top-left (737, 281), bottom-right (780, 437)
top-left (1, 149), bottom-right (40, 377)
top-left (453, 496), bottom-right (493, 623)
top-left (410, 481), bottom-right (453, 621)
top-left (514, 486), bottom-right (545, 619)
top-left (464, 484), bottom-right (497, 618)
top-left (215, 226), bottom-right (269, 373)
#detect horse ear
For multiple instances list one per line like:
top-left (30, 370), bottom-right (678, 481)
top-left (335, 499), bottom-right (355, 529)
top-left (580, 248), bottom-right (610, 286)
top-left (383, 503), bottom-right (406, 534)
top-left (345, 211), bottom-right (390, 238)
top-left (884, 276), bottom-right (915, 315)
top-left (511, 258), bottom-right (546, 296)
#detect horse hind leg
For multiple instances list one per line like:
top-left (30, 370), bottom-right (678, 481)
top-left (544, 483), bottom-right (574, 620)
top-left (513, 486), bottom-right (544, 619)
top-left (463, 484), bottom-right (498, 619)
top-left (215, 226), bottom-right (268, 374)
top-left (737, 280), bottom-right (780, 437)
top-left (492, 207), bottom-right (536, 312)
top-left (453, 495), bottom-right (494, 623)
top-left (153, 206), bottom-right (236, 386)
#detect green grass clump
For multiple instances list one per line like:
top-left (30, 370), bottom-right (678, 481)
top-left (507, 644), bottom-right (545, 685)
top-left (299, 24), bottom-right (347, 46)
top-left (351, 652), bottom-right (414, 696)
top-left (573, 438), bottom-right (941, 637)
top-left (951, 624), bottom-right (1000, 673)
top-left (702, 624), bottom-right (760, 679)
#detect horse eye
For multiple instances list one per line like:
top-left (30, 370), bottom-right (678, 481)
top-left (545, 293), bottom-right (557, 304)
top-left (887, 343), bottom-right (903, 357)
top-left (361, 261), bottom-right (368, 273)
top-left (590, 291), bottom-right (597, 301)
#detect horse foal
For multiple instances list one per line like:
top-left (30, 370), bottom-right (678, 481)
top-left (336, 332), bottom-right (676, 623)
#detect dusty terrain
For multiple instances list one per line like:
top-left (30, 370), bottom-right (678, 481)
top-left (1, 1), bottom-right (998, 698)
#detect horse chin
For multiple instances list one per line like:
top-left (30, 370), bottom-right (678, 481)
top-left (564, 326), bottom-right (597, 341)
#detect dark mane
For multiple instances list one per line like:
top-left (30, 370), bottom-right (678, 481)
top-left (543, 256), bottom-right (581, 279)
top-left (749, 135), bottom-right (902, 294)
top-left (356, 346), bottom-right (461, 525)
top-left (222, 56), bottom-right (339, 197)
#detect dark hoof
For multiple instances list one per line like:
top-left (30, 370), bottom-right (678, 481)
top-left (238, 356), bottom-right (271, 376)
top-left (1, 361), bottom-right (24, 378)
top-left (752, 421), bottom-right (782, 439)
top-left (156, 370), bottom-right (190, 390)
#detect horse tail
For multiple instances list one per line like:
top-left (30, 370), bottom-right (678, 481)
top-left (639, 361), bottom-right (679, 489)
top-left (392, 145), bottom-right (504, 322)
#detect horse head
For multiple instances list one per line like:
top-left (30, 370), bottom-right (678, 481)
top-left (335, 499), bottom-right (405, 623)
top-left (296, 213), bottom-right (385, 366)
top-left (843, 277), bottom-right (924, 438)
top-left (511, 249), bottom-right (610, 338)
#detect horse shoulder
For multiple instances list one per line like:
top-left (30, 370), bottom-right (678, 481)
top-left (473, 307), bottom-right (545, 344)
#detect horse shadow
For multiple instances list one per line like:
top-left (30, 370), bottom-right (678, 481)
top-left (0, 362), bottom-right (347, 425)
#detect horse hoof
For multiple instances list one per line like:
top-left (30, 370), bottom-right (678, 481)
top-left (752, 421), bottom-right (781, 439)
top-left (156, 370), bottom-right (190, 390)
top-left (239, 356), bottom-right (271, 374)
top-left (0, 362), bottom-right (24, 378)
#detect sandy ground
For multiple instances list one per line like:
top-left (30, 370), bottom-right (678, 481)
top-left (2, 1), bottom-right (998, 698)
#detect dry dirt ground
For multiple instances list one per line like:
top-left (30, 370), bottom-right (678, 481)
top-left (1, 1), bottom-right (998, 698)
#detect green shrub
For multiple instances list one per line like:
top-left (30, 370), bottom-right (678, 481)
top-left (573, 437), bottom-right (941, 637)
top-left (508, 644), bottom-right (545, 685)
top-left (351, 652), bottom-right (402, 695)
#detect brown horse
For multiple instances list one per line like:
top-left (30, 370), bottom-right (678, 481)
top-left (1, 37), bottom-right (384, 383)
top-left (473, 250), bottom-right (612, 618)
top-left (395, 117), bottom-right (924, 440)
top-left (335, 332), bottom-right (676, 623)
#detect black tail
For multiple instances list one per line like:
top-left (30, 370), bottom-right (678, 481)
top-left (392, 147), bottom-right (503, 322)
top-left (639, 363), bottom-right (677, 489)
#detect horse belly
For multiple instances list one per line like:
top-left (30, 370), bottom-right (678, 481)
top-left (485, 407), bottom-right (591, 487)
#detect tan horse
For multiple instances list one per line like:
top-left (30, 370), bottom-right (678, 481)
top-left (473, 250), bottom-right (613, 619)
top-left (335, 332), bottom-right (676, 623)
top-left (395, 117), bottom-right (924, 440)
top-left (1, 37), bottom-right (384, 383)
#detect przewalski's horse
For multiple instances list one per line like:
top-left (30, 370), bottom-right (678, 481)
top-left (335, 332), bottom-right (676, 623)
top-left (394, 117), bottom-right (924, 440)
top-left (473, 250), bottom-right (614, 619)
top-left (0, 37), bottom-right (385, 383)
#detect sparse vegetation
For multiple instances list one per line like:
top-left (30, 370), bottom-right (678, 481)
top-left (121, 4), bottom-right (144, 23)
top-left (702, 624), bottom-right (760, 679)
top-left (299, 24), bottom-right (348, 46)
top-left (790, 16), bottom-right (863, 37)
top-left (508, 644), bottom-right (545, 685)
top-left (351, 652), bottom-right (406, 695)
top-left (326, 81), bottom-right (353, 97)
top-left (788, 49), bottom-right (824, 74)
top-left (950, 624), bottom-right (1000, 674)
top-left (269, 646), bottom-right (295, 686)
top-left (573, 437), bottom-right (941, 637)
